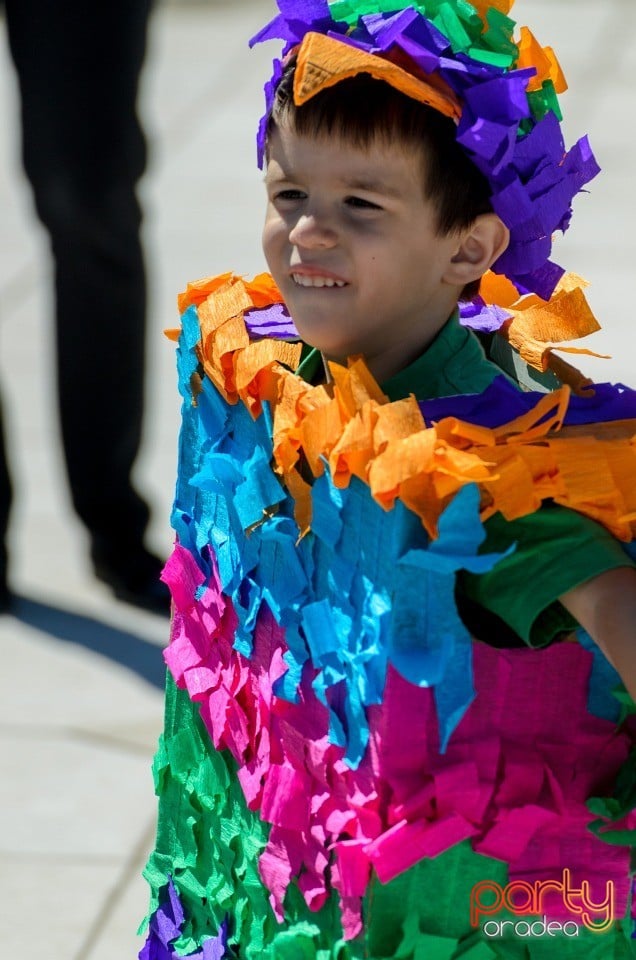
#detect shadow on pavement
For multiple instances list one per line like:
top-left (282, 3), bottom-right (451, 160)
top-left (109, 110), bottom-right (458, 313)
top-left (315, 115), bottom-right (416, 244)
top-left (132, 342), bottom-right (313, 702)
top-left (10, 596), bottom-right (167, 690)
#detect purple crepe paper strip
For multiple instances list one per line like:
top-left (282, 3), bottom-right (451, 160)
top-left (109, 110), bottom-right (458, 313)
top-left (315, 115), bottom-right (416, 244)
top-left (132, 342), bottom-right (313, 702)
top-left (244, 302), bottom-right (299, 340)
top-left (250, 0), bottom-right (331, 45)
top-left (462, 70), bottom-right (533, 126)
top-left (198, 928), bottom-right (228, 960)
top-left (459, 297), bottom-right (510, 332)
top-left (511, 260), bottom-right (565, 299)
top-left (139, 878), bottom-right (228, 960)
top-left (277, 0), bottom-right (330, 18)
top-left (256, 57), bottom-right (284, 168)
top-left (419, 376), bottom-right (636, 429)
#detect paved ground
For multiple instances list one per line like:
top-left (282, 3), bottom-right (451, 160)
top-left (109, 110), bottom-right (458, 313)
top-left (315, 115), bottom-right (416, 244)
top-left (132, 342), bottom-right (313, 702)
top-left (0, 1), bottom-right (634, 957)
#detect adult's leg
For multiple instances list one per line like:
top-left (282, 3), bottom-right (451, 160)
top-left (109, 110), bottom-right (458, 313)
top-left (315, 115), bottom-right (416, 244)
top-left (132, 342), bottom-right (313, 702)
top-left (5, 0), bottom-right (167, 608)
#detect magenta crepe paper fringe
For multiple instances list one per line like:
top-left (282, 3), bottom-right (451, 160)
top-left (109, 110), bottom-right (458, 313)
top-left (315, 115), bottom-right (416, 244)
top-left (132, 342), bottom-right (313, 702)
top-left (161, 543), bottom-right (635, 940)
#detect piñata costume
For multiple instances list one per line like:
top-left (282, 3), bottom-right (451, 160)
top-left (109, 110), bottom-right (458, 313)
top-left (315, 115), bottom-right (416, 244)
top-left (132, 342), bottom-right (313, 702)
top-left (139, 2), bottom-right (636, 958)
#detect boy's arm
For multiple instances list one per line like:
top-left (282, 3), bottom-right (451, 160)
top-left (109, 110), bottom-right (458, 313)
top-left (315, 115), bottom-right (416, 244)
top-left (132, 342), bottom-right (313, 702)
top-left (560, 567), bottom-right (636, 701)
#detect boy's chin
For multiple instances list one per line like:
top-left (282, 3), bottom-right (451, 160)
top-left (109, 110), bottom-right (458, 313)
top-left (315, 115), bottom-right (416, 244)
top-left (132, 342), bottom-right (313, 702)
top-left (294, 329), bottom-right (353, 364)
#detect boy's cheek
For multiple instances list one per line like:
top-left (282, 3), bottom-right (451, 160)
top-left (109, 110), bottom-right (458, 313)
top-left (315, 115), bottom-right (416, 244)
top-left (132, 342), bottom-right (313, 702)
top-left (261, 224), bottom-right (279, 267)
top-left (263, 236), bottom-right (292, 286)
top-left (262, 213), bottom-right (283, 247)
top-left (262, 251), bottom-right (287, 293)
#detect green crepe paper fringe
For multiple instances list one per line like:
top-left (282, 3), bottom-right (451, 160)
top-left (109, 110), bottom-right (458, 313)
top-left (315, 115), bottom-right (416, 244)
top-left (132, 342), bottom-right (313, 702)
top-left (328, 0), bottom-right (517, 67)
top-left (142, 679), bottom-right (348, 959)
top-left (141, 682), bottom-right (636, 958)
top-left (587, 746), bottom-right (636, 847)
top-left (325, 0), bottom-right (563, 127)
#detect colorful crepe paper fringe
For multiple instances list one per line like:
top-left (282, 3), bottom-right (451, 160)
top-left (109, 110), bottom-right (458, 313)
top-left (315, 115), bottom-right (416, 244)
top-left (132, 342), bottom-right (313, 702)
top-left (460, 270), bottom-right (610, 393)
top-left (171, 268), bottom-right (608, 397)
top-left (250, 0), bottom-right (600, 301)
top-left (141, 681), bottom-right (351, 960)
top-left (141, 275), bottom-right (636, 957)
top-left (178, 274), bottom-right (636, 546)
top-left (142, 565), bottom-right (636, 956)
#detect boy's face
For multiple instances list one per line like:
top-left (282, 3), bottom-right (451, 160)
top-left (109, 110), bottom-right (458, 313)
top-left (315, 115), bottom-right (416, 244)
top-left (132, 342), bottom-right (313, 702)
top-left (263, 122), bottom-right (464, 382)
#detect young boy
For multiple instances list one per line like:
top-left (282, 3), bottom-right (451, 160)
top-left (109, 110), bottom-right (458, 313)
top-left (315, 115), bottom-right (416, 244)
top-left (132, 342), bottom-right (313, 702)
top-left (262, 59), bottom-right (636, 686)
top-left (140, 2), bottom-right (636, 958)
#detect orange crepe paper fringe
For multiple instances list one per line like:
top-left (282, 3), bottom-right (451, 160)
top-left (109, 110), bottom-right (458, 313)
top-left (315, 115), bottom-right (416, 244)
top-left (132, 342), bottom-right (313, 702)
top-left (179, 274), bottom-right (636, 543)
top-left (516, 26), bottom-right (567, 95)
top-left (294, 32), bottom-right (462, 122)
top-left (479, 270), bottom-right (610, 393)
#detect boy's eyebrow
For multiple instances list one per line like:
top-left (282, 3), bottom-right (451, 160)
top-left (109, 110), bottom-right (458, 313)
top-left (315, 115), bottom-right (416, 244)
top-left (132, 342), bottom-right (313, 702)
top-left (341, 176), bottom-right (404, 198)
top-left (264, 168), bottom-right (405, 198)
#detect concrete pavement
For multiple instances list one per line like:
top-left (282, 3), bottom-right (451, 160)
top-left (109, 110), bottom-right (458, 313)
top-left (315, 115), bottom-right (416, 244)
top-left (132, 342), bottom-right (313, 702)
top-left (0, 1), bottom-right (634, 957)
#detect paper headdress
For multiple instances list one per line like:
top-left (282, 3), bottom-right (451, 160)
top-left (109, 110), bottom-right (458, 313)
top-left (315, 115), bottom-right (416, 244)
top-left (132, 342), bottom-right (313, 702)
top-left (250, 0), bottom-right (600, 303)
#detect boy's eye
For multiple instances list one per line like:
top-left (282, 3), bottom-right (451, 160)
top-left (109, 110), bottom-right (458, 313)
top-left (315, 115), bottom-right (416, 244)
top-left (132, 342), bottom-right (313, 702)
top-left (345, 195), bottom-right (382, 211)
top-left (274, 189), bottom-right (306, 202)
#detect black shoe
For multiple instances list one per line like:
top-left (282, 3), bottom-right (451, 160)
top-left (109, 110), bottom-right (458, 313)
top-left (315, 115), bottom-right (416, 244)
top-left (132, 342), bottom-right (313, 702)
top-left (91, 542), bottom-right (171, 616)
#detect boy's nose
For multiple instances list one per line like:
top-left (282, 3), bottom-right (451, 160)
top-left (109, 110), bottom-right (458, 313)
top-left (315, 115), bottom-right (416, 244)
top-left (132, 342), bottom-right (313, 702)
top-left (289, 213), bottom-right (337, 249)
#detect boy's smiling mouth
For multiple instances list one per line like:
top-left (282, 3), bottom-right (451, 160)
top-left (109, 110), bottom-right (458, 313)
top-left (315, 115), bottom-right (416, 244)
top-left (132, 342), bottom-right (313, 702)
top-left (292, 273), bottom-right (347, 288)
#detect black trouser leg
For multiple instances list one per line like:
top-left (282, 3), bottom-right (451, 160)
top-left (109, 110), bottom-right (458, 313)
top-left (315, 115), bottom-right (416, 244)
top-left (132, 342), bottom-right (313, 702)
top-left (52, 185), bottom-right (150, 551)
top-left (5, 0), bottom-right (153, 554)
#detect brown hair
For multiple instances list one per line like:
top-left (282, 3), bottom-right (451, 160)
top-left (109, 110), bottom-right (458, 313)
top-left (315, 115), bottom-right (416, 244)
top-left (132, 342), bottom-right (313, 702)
top-left (268, 60), bottom-right (493, 299)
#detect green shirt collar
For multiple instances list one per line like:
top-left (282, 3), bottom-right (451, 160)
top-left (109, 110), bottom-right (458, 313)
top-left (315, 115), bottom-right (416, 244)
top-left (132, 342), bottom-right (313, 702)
top-left (295, 311), bottom-right (499, 402)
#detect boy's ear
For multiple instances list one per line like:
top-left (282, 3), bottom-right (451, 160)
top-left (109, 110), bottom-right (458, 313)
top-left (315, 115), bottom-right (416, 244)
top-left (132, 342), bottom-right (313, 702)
top-left (442, 214), bottom-right (510, 287)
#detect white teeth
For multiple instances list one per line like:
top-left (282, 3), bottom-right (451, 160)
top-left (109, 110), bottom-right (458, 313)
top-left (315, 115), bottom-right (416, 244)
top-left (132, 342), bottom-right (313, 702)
top-left (292, 273), bottom-right (346, 288)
